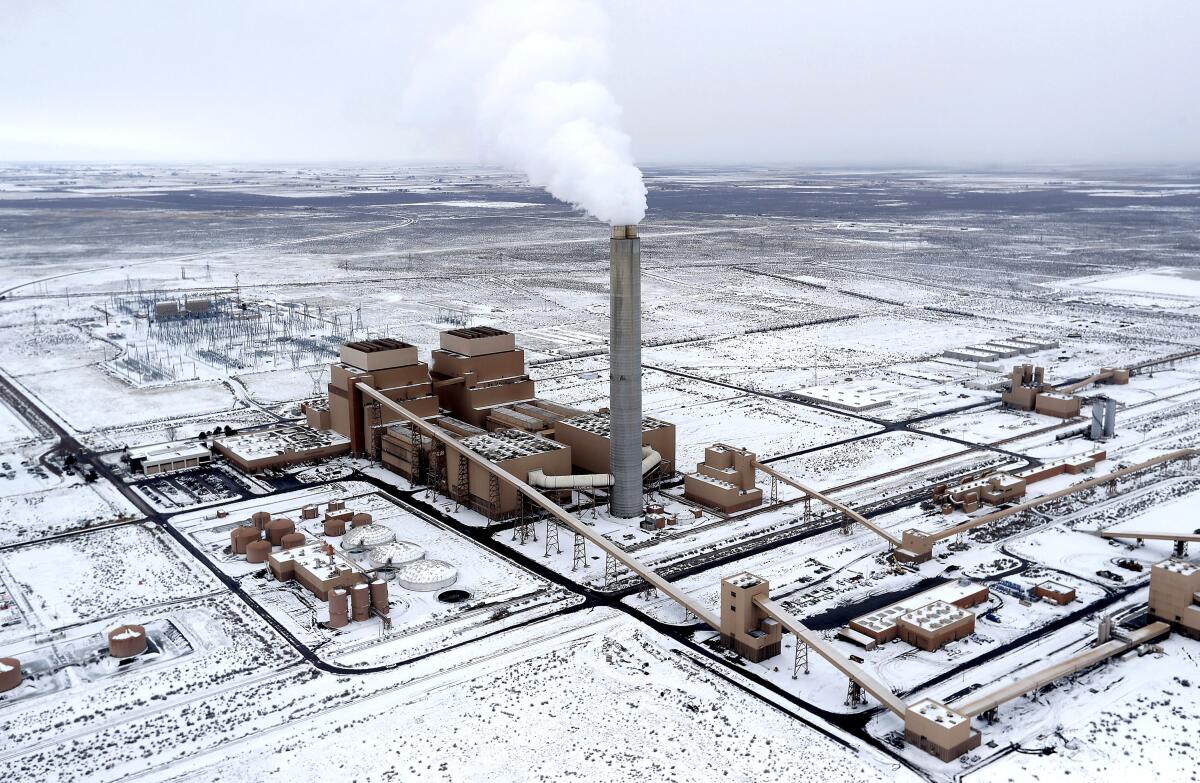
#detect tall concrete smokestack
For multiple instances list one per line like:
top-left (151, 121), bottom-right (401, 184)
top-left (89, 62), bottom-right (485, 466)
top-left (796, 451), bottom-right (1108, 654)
top-left (609, 224), bottom-right (642, 518)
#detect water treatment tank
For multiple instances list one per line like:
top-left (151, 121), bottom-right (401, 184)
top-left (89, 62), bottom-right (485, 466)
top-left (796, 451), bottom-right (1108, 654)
top-left (341, 524), bottom-right (396, 552)
top-left (266, 517), bottom-right (295, 546)
top-left (107, 624), bottom-right (148, 658)
top-left (395, 559), bottom-right (458, 592)
top-left (246, 539), bottom-right (272, 563)
top-left (0, 658), bottom-right (21, 692)
top-left (368, 541), bottom-right (425, 569)
top-left (280, 532), bottom-right (306, 550)
top-left (350, 512), bottom-right (373, 528)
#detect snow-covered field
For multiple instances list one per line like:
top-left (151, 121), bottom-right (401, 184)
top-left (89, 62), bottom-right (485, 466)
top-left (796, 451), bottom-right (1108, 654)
top-left (1, 165), bottom-right (1199, 781)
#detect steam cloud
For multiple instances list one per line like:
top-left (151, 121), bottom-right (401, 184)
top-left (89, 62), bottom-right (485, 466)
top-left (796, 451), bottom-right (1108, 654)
top-left (404, 0), bottom-right (647, 225)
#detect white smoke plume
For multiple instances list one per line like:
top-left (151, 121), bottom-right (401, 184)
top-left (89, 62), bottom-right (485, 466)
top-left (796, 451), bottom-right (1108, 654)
top-left (404, 0), bottom-right (647, 225)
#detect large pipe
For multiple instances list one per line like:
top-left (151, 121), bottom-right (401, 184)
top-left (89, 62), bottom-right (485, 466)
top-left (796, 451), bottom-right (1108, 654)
top-left (609, 224), bottom-right (642, 518)
top-left (528, 447), bottom-right (661, 490)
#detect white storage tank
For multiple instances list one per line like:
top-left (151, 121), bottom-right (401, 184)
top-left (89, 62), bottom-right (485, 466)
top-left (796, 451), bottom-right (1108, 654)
top-left (340, 523), bottom-right (397, 552)
top-left (395, 559), bottom-right (457, 592)
top-left (368, 541), bottom-right (425, 569)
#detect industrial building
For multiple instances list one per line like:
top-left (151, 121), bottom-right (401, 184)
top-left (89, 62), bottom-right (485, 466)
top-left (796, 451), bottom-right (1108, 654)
top-left (719, 572), bottom-right (782, 662)
top-left (327, 338), bottom-right (440, 455)
top-left (127, 442), bottom-right (212, 475)
top-left (1002, 364), bottom-right (1082, 418)
top-left (268, 540), bottom-right (368, 600)
top-left (555, 412), bottom-right (675, 477)
top-left (1034, 580), bottom-right (1076, 605)
top-left (447, 429), bottom-right (573, 517)
top-left (904, 699), bottom-right (981, 762)
top-left (684, 444), bottom-right (763, 513)
top-left (212, 424), bottom-right (349, 473)
top-left (1149, 558), bottom-right (1200, 638)
top-left (430, 327), bottom-right (538, 429)
top-left (845, 579), bottom-right (988, 651)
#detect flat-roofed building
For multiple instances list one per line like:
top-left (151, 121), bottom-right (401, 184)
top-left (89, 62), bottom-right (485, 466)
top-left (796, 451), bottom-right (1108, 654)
top-left (555, 412), bottom-right (676, 477)
top-left (267, 541), bottom-right (367, 601)
top-left (128, 442), bottom-right (212, 475)
top-left (447, 429), bottom-right (573, 519)
top-left (213, 425), bottom-right (349, 473)
top-left (1034, 580), bottom-right (1076, 605)
top-left (848, 579), bottom-right (988, 646)
top-left (896, 600), bottom-right (975, 651)
top-left (905, 699), bottom-right (981, 762)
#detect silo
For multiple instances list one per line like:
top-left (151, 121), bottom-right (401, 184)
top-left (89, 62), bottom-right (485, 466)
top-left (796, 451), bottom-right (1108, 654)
top-left (107, 624), bottom-right (148, 658)
top-left (1090, 400), bottom-right (1104, 440)
top-left (0, 658), bottom-right (21, 693)
top-left (231, 526), bottom-right (260, 554)
top-left (327, 499), bottom-right (345, 512)
top-left (280, 532), bottom-right (306, 550)
top-left (350, 512), bottom-right (373, 528)
top-left (266, 517), bottom-right (295, 546)
top-left (324, 516), bottom-right (347, 537)
top-left (350, 583), bottom-right (370, 621)
top-left (246, 539), bottom-right (272, 563)
top-left (369, 580), bottom-right (389, 614)
top-left (609, 224), bottom-right (643, 518)
top-left (1103, 398), bottom-right (1117, 439)
top-left (251, 511), bottom-right (271, 530)
top-left (328, 588), bottom-right (350, 628)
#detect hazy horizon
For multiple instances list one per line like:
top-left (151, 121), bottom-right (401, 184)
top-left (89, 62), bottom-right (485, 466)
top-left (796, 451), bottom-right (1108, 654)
top-left (2, 1), bottom-right (1197, 167)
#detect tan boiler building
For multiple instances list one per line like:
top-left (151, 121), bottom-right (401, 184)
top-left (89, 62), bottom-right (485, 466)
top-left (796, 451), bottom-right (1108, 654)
top-left (430, 327), bottom-right (538, 430)
top-left (446, 429), bottom-right (573, 518)
top-left (328, 338), bottom-right (440, 455)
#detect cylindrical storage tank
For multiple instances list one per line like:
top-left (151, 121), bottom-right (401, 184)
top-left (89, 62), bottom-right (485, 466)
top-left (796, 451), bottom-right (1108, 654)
top-left (369, 579), bottom-right (389, 614)
top-left (328, 588), bottom-right (350, 628)
top-left (350, 512), bottom-right (373, 528)
top-left (246, 539), bottom-right (272, 563)
top-left (341, 524), bottom-right (396, 552)
top-left (324, 516), bottom-right (347, 537)
top-left (0, 658), bottom-right (21, 693)
top-left (280, 532), bottom-right (306, 550)
top-left (107, 624), bottom-right (148, 658)
top-left (395, 559), bottom-right (458, 592)
top-left (266, 517), bottom-right (295, 546)
top-left (350, 583), bottom-right (370, 621)
top-left (251, 511), bottom-right (271, 530)
top-left (301, 504), bottom-right (318, 520)
top-left (230, 526), bottom-right (260, 554)
top-left (327, 499), bottom-right (345, 512)
top-left (368, 541), bottom-right (425, 569)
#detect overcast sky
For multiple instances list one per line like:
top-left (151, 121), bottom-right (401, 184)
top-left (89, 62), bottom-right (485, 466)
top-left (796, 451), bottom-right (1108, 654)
top-left (2, 0), bottom-right (1197, 166)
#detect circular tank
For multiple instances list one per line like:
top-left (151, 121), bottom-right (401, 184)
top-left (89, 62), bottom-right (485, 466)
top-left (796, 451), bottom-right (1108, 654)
top-left (324, 517), bottom-right (347, 537)
top-left (327, 499), bottom-right (345, 512)
top-left (369, 579), bottom-right (389, 614)
top-left (0, 657), bottom-right (22, 693)
top-left (266, 517), bottom-right (295, 546)
top-left (230, 526), bottom-right (260, 555)
top-left (350, 512), bottom-right (373, 528)
top-left (280, 532), bottom-right (306, 550)
top-left (107, 624), bottom-right (148, 658)
top-left (340, 524), bottom-right (396, 552)
top-left (395, 559), bottom-right (458, 592)
top-left (328, 588), bottom-right (350, 628)
top-left (246, 539), bottom-right (272, 563)
top-left (349, 583), bottom-right (370, 621)
top-left (368, 541), bottom-right (425, 569)
top-left (251, 511), bottom-right (271, 530)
